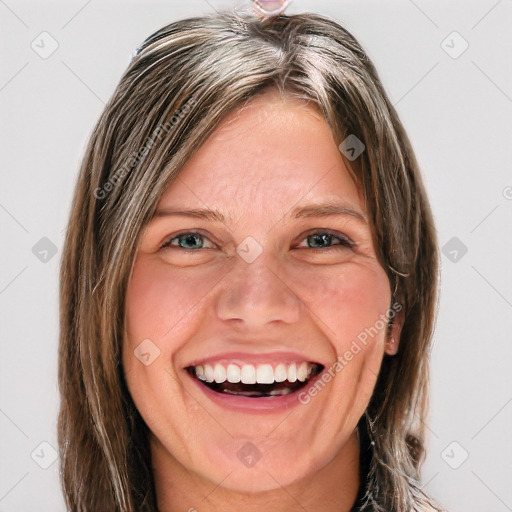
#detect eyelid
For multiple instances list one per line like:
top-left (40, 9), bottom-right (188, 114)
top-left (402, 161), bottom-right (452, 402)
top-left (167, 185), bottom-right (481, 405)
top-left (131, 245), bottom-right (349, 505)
top-left (295, 228), bottom-right (355, 246)
top-left (314, 228), bottom-right (353, 243)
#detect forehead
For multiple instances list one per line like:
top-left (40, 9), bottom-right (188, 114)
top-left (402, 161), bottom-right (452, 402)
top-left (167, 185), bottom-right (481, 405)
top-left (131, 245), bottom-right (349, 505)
top-left (157, 90), bottom-right (363, 219)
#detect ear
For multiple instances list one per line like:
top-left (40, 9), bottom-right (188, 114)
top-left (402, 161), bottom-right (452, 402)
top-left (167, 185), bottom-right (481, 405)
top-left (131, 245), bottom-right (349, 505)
top-left (384, 309), bottom-right (404, 356)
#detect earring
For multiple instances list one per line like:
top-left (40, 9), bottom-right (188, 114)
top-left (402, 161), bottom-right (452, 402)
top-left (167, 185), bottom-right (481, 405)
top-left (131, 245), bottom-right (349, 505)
top-left (387, 336), bottom-right (398, 355)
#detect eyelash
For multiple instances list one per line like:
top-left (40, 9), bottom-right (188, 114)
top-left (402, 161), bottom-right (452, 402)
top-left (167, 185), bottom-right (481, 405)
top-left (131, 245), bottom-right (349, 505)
top-left (160, 230), bottom-right (355, 253)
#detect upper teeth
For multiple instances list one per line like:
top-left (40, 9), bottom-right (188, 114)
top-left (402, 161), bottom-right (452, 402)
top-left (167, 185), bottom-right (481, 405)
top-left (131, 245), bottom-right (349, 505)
top-left (195, 362), bottom-right (314, 384)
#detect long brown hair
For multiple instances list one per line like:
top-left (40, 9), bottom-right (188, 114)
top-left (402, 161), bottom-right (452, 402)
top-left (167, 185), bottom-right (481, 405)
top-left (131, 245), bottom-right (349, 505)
top-left (59, 10), bottom-right (444, 511)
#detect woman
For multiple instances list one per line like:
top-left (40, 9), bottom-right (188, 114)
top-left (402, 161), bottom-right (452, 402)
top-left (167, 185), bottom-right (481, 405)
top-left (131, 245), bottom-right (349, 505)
top-left (58, 9), bottom-right (446, 512)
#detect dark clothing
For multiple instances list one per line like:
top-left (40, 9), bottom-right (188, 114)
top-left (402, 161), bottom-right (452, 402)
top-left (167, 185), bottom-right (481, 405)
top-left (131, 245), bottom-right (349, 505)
top-left (351, 413), bottom-right (373, 511)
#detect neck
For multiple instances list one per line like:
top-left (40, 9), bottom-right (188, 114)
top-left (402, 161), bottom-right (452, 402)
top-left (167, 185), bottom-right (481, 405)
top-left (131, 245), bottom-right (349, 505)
top-left (151, 430), bottom-right (361, 512)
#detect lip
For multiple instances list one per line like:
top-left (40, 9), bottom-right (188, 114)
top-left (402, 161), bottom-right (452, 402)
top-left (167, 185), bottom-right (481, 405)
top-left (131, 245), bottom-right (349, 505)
top-left (183, 364), bottom-right (325, 414)
top-left (184, 351), bottom-right (324, 368)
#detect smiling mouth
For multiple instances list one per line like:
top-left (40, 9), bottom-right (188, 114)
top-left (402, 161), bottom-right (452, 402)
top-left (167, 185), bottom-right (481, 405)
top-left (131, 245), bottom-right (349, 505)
top-left (186, 362), bottom-right (324, 398)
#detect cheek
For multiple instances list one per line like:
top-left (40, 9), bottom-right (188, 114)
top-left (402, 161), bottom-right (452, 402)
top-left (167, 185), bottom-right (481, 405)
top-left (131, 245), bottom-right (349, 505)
top-left (290, 261), bottom-right (391, 346)
top-left (290, 261), bottom-right (390, 414)
top-left (122, 258), bottom-right (211, 435)
top-left (303, 263), bottom-right (391, 423)
top-left (122, 257), bottom-right (225, 411)
top-left (124, 256), bottom-right (222, 345)
top-left (122, 257), bottom-right (203, 408)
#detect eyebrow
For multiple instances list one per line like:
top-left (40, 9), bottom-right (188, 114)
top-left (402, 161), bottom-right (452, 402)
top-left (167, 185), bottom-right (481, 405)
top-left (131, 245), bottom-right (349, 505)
top-left (154, 208), bottom-right (226, 223)
top-left (290, 202), bottom-right (367, 224)
top-left (154, 201), bottom-right (367, 224)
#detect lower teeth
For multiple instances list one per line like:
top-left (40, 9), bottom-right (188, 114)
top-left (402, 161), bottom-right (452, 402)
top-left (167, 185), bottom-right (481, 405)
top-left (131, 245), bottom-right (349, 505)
top-left (194, 374), bottom-right (314, 397)
top-left (220, 387), bottom-right (294, 397)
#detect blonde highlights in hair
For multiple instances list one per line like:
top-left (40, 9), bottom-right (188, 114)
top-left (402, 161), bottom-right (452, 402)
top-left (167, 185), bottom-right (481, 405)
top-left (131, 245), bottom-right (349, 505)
top-left (59, 10), bottom-right (443, 511)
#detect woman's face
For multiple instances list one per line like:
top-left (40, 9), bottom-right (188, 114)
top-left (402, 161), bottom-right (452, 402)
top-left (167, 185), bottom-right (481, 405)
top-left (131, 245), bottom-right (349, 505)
top-left (123, 90), bottom-right (398, 493)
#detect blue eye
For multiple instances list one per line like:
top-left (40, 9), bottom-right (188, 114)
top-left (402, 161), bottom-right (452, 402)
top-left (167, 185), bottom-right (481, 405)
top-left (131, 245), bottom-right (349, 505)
top-left (300, 231), bottom-right (354, 251)
top-left (161, 232), bottom-right (213, 250)
top-left (160, 230), bottom-right (354, 252)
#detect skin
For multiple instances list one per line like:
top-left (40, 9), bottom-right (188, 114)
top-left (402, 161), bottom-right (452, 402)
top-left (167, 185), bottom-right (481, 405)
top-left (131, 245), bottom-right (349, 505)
top-left (122, 88), bottom-right (403, 512)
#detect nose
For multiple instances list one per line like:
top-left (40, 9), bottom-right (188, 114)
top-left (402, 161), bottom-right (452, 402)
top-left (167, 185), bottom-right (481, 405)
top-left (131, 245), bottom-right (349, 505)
top-left (215, 251), bottom-right (301, 329)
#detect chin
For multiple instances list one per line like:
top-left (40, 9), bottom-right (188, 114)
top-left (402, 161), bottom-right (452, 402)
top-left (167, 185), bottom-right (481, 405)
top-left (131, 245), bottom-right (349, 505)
top-left (193, 433), bottom-right (332, 493)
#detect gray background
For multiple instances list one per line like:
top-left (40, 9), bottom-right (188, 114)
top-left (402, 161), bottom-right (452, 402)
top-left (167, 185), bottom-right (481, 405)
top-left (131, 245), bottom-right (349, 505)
top-left (1, 0), bottom-right (511, 511)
